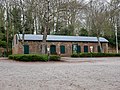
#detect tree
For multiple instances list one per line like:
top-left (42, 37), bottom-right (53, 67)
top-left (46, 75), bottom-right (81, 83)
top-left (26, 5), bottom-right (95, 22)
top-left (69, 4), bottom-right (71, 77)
top-left (0, 0), bottom-right (119, 54)
top-left (86, 0), bottom-right (112, 53)
top-left (79, 28), bottom-right (88, 36)
top-left (109, 0), bottom-right (120, 53)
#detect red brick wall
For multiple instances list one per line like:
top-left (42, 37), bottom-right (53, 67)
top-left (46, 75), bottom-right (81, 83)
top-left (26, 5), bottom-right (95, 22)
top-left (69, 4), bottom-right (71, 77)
top-left (12, 40), bottom-right (108, 56)
top-left (12, 35), bottom-right (23, 54)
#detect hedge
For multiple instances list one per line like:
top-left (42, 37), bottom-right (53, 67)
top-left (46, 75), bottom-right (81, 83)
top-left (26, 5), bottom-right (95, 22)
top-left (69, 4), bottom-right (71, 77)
top-left (49, 55), bottom-right (61, 61)
top-left (71, 53), bottom-right (120, 57)
top-left (8, 54), bottom-right (60, 62)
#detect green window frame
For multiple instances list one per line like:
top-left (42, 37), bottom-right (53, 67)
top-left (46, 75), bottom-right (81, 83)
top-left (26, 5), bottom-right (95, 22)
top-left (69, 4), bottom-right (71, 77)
top-left (60, 45), bottom-right (65, 54)
top-left (84, 46), bottom-right (88, 53)
top-left (98, 46), bottom-right (101, 53)
top-left (77, 45), bottom-right (81, 53)
top-left (16, 35), bottom-right (18, 44)
top-left (24, 45), bottom-right (29, 54)
top-left (50, 45), bottom-right (56, 54)
top-left (72, 44), bottom-right (77, 54)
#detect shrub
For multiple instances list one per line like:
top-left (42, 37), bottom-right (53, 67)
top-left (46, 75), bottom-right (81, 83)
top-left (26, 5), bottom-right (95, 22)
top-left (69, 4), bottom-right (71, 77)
top-left (71, 53), bottom-right (79, 57)
top-left (71, 53), bottom-right (120, 57)
top-left (8, 54), bottom-right (48, 62)
top-left (8, 54), bottom-right (61, 62)
top-left (49, 55), bottom-right (61, 61)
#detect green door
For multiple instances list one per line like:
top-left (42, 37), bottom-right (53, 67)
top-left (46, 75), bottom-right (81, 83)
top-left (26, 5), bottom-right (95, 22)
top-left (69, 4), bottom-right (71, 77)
top-left (50, 45), bottom-right (56, 54)
top-left (98, 46), bottom-right (101, 53)
top-left (60, 45), bottom-right (65, 54)
top-left (77, 46), bottom-right (81, 53)
top-left (24, 45), bottom-right (29, 54)
top-left (84, 46), bottom-right (88, 53)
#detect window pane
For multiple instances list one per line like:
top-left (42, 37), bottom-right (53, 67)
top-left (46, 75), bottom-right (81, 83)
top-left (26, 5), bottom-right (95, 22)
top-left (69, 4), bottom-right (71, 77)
top-left (16, 35), bottom-right (17, 44)
top-left (50, 45), bottom-right (56, 54)
top-left (72, 44), bottom-right (78, 53)
top-left (24, 45), bottom-right (29, 54)
top-left (98, 46), bottom-right (101, 53)
top-left (60, 45), bottom-right (65, 54)
top-left (77, 46), bottom-right (81, 53)
top-left (84, 46), bottom-right (88, 53)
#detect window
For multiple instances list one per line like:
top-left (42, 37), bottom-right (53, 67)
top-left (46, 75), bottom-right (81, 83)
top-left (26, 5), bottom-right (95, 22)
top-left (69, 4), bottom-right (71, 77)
top-left (45, 45), bottom-right (47, 54)
top-left (77, 45), bottom-right (81, 53)
top-left (90, 46), bottom-right (94, 52)
top-left (72, 44), bottom-right (78, 53)
top-left (24, 45), bottom-right (29, 54)
top-left (84, 46), bottom-right (88, 53)
top-left (98, 46), bottom-right (101, 53)
top-left (50, 45), bottom-right (56, 54)
top-left (72, 44), bottom-right (81, 53)
top-left (16, 35), bottom-right (18, 44)
top-left (60, 45), bottom-right (65, 54)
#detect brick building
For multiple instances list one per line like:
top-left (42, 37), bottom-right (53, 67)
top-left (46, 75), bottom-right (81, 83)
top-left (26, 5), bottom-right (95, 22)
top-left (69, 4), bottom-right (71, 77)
top-left (12, 34), bottom-right (108, 56)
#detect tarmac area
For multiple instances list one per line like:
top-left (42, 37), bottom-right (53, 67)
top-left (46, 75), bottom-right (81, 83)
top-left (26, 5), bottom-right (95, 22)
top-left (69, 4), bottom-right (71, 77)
top-left (0, 57), bottom-right (120, 90)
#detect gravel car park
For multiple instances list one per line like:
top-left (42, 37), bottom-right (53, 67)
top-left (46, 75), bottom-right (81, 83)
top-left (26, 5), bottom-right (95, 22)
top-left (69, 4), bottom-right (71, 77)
top-left (0, 57), bottom-right (120, 90)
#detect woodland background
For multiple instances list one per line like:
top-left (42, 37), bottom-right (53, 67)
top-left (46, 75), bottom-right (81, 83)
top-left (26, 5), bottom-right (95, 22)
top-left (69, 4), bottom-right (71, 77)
top-left (0, 0), bottom-right (119, 55)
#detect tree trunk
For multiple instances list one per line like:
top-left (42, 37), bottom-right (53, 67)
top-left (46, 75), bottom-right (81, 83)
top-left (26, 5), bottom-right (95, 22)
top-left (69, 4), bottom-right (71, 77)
top-left (21, 24), bottom-right (25, 54)
top-left (6, 27), bottom-right (9, 56)
top-left (41, 27), bottom-right (47, 54)
top-left (97, 37), bottom-right (103, 53)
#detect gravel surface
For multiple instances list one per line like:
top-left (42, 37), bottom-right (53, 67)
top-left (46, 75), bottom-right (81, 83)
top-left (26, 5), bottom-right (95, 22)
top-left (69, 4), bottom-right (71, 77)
top-left (0, 57), bottom-right (120, 90)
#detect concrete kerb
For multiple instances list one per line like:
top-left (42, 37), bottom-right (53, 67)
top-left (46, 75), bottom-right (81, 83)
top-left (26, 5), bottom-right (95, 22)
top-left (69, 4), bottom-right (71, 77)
top-left (60, 57), bottom-right (120, 63)
top-left (0, 57), bottom-right (8, 60)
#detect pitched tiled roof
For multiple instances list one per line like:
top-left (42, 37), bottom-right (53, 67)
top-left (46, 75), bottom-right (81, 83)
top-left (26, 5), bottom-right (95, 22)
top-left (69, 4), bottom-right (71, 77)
top-left (17, 34), bottom-right (108, 42)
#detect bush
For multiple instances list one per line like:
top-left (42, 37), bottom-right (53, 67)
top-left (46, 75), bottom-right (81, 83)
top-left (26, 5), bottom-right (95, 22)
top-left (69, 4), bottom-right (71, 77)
top-left (71, 53), bottom-right (79, 57)
top-left (0, 40), bottom-right (6, 48)
top-left (71, 53), bottom-right (120, 57)
top-left (49, 55), bottom-right (61, 61)
top-left (8, 54), bottom-right (61, 62)
top-left (8, 54), bottom-right (48, 62)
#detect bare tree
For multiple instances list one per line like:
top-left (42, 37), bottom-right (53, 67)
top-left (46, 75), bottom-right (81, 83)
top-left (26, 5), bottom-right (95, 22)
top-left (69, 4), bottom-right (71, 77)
top-left (86, 0), bottom-right (111, 52)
